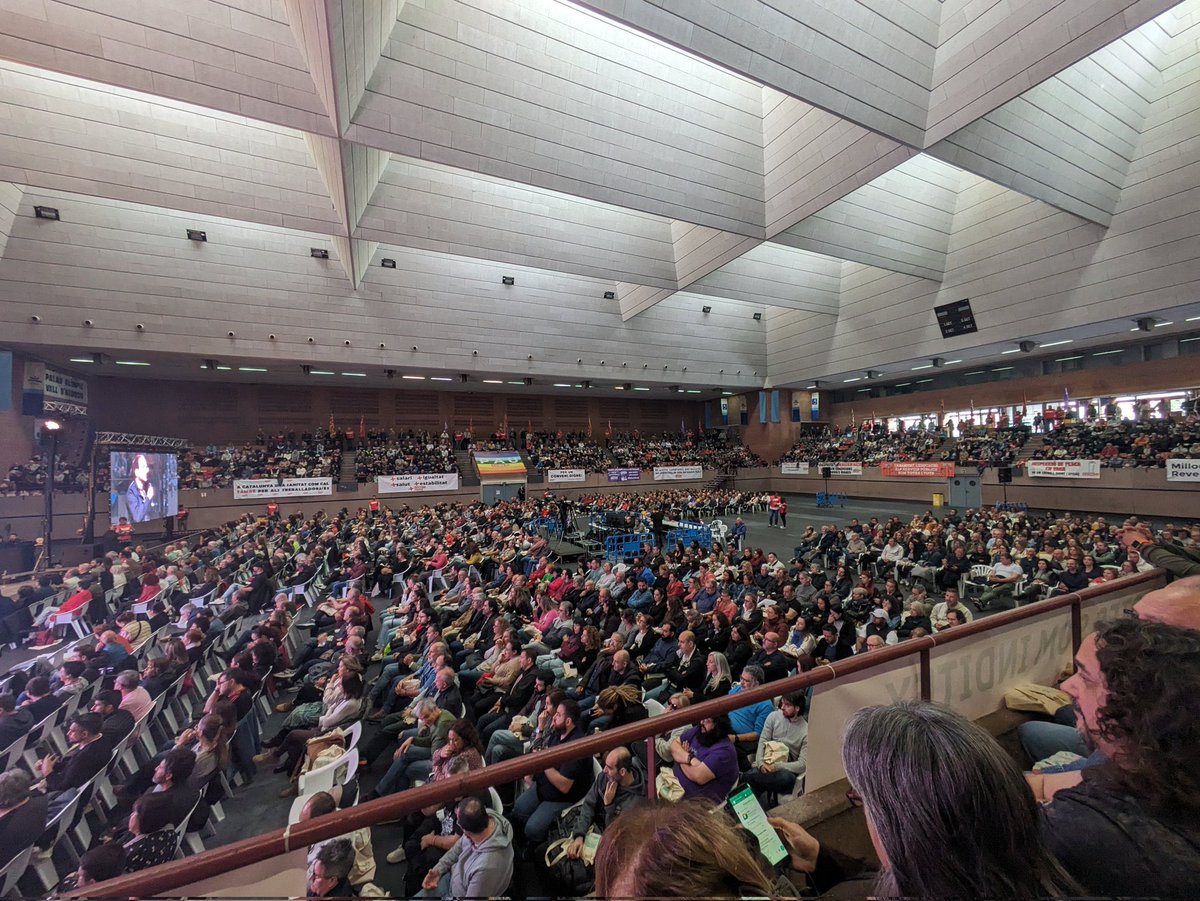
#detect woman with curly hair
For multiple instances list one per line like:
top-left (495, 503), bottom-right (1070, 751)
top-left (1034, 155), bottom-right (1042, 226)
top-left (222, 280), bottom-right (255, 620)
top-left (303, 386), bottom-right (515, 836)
top-left (1044, 617), bottom-right (1200, 898)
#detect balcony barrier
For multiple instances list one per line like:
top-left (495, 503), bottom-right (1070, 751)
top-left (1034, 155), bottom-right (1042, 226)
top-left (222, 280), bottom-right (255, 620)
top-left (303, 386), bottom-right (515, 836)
top-left (77, 569), bottom-right (1165, 898)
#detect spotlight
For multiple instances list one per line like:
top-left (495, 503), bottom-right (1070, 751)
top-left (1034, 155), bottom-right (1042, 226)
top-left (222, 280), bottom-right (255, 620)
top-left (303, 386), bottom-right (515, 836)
top-left (269, 334), bottom-right (277, 340)
top-left (867, 370), bottom-right (882, 379)
top-left (381, 259), bottom-right (396, 268)
top-left (577, 358), bottom-right (583, 364)
top-left (931, 357), bottom-right (946, 368)
top-left (34, 206), bottom-right (60, 220)
top-left (702, 306), bottom-right (712, 314)
top-left (379, 343), bottom-right (386, 349)
top-left (300, 364), bottom-right (310, 375)
top-left (204, 360), bottom-right (219, 371)
top-left (1136, 317), bottom-right (1155, 332)
top-left (385, 369), bottom-right (396, 379)
top-left (581, 380), bottom-right (591, 389)
top-left (311, 248), bottom-right (329, 259)
top-left (459, 374), bottom-right (469, 383)
top-left (524, 377), bottom-right (533, 386)
top-left (527, 354), bottom-right (533, 360)
top-left (501, 276), bottom-right (515, 286)
top-left (412, 345), bottom-right (418, 351)
top-left (43, 419), bottom-right (62, 431)
top-left (29, 315), bottom-right (40, 322)
top-left (472, 350), bottom-right (478, 356)
top-left (343, 340), bottom-right (351, 346)
top-left (82, 319), bottom-right (93, 327)
top-left (307, 337), bottom-right (315, 343)
top-left (187, 229), bottom-right (207, 242)
top-left (135, 323), bottom-right (145, 331)
top-left (753, 312), bottom-right (762, 321)
top-left (227, 330), bottom-right (236, 337)
top-left (603, 291), bottom-right (615, 300)
top-left (1019, 341), bottom-right (1036, 353)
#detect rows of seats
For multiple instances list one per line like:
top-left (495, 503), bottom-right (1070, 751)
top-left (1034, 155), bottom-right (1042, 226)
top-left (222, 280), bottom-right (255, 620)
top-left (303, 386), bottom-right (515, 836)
top-left (607, 432), bottom-right (764, 469)
top-left (1029, 417), bottom-right (1200, 468)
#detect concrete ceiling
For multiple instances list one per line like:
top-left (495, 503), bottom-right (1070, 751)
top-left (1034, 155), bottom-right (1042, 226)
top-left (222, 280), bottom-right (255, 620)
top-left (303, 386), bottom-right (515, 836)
top-left (0, 0), bottom-right (1198, 394)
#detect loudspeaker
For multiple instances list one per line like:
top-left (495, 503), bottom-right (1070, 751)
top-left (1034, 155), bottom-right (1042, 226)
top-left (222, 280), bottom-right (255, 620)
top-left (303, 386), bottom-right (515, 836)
top-left (821, 466), bottom-right (832, 480)
top-left (998, 466), bottom-right (1013, 484)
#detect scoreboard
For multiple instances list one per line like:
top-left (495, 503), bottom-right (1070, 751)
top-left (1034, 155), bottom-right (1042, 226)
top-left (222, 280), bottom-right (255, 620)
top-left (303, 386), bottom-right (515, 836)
top-left (934, 299), bottom-right (977, 339)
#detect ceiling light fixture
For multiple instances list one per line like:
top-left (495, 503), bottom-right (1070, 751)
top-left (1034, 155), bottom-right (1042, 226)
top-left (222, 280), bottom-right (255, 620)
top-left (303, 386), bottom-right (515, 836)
top-left (238, 366), bottom-right (268, 372)
top-left (1092, 349), bottom-right (1124, 356)
top-left (341, 371), bottom-right (366, 377)
top-left (633, 387), bottom-right (650, 391)
top-left (187, 229), bottom-right (207, 242)
top-left (311, 248), bottom-right (329, 259)
top-left (310, 370), bottom-right (335, 375)
top-left (401, 375), bottom-right (425, 380)
top-left (702, 306), bottom-right (712, 314)
top-left (603, 291), bottom-right (615, 300)
top-left (69, 357), bottom-right (94, 363)
top-left (1039, 339), bottom-right (1073, 348)
top-left (430, 376), bottom-right (453, 382)
top-left (1155, 321), bottom-right (1174, 327)
top-left (843, 377), bottom-right (862, 383)
top-left (501, 276), bottom-right (514, 286)
top-left (992, 366), bottom-right (1015, 372)
top-left (114, 360), bottom-right (149, 366)
top-left (910, 364), bottom-right (934, 371)
top-left (1001, 348), bottom-right (1022, 354)
top-left (1055, 356), bottom-right (1084, 362)
top-left (482, 379), bottom-right (503, 384)
top-left (34, 206), bottom-right (60, 220)
top-left (752, 312), bottom-right (762, 321)
top-left (381, 259), bottom-right (396, 268)
top-left (553, 383), bottom-right (572, 387)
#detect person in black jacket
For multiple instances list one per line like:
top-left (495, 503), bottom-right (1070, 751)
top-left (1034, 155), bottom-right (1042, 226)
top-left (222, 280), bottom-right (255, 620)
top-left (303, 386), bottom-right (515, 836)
top-left (0, 770), bottom-right (49, 870)
top-left (746, 631), bottom-right (791, 683)
top-left (20, 677), bottom-right (62, 724)
top-left (91, 690), bottom-right (136, 748)
top-left (0, 693), bottom-right (34, 750)
top-left (658, 630), bottom-right (706, 698)
top-left (473, 646), bottom-right (540, 721)
top-left (37, 713), bottom-right (111, 795)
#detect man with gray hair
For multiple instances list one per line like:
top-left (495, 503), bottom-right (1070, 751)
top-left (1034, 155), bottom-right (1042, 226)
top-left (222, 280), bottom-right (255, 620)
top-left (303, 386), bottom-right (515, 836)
top-left (363, 698), bottom-right (453, 799)
top-left (306, 837), bottom-right (355, 899)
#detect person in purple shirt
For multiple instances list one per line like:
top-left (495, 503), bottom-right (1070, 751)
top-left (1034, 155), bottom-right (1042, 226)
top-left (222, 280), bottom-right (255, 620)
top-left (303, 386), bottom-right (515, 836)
top-left (694, 578), bottom-right (721, 615)
top-left (670, 712), bottom-right (739, 803)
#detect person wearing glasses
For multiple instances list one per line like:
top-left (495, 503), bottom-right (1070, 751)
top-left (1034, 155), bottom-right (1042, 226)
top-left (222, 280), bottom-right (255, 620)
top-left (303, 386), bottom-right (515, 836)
top-left (726, 665), bottom-right (773, 768)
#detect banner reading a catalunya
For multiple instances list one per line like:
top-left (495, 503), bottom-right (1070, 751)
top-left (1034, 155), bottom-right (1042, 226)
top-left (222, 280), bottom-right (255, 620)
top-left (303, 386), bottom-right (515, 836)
top-left (233, 478), bottom-right (333, 500)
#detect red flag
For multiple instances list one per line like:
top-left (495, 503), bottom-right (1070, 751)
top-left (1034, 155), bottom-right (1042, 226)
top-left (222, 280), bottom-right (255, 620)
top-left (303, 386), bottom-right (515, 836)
top-left (1022, 394), bottom-right (1028, 417)
top-left (605, 418), bottom-right (613, 439)
top-left (588, 415), bottom-right (593, 438)
top-left (358, 414), bottom-right (365, 439)
top-left (329, 412), bottom-right (335, 435)
top-left (469, 417), bottom-right (474, 433)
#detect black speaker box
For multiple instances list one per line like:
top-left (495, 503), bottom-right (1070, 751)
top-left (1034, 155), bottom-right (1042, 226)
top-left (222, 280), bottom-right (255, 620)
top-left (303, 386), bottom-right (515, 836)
top-left (821, 466), bottom-right (832, 480)
top-left (997, 466), bottom-right (1013, 484)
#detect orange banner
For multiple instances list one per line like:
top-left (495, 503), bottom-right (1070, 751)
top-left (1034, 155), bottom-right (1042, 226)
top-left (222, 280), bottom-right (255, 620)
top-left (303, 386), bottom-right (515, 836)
top-left (879, 461), bottom-right (956, 478)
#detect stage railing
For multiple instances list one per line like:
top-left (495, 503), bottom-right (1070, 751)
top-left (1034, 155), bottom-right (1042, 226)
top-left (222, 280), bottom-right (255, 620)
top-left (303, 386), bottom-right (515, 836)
top-left (76, 569), bottom-right (1165, 898)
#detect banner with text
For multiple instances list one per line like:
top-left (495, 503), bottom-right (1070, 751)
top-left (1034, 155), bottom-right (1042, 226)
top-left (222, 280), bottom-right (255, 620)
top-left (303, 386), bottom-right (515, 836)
top-left (780, 462), bottom-right (810, 475)
top-left (879, 461), bottom-right (956, 478)
top-left (547, 468), bottom-right (586, 483)
top-left (607, 468), bottom-right (642, 482)
top-left (233, 477), bottom-right (333, 500)
top-left (817, 461), bottom-right (863, 477)
top-left (1166, 459), bottom-right (1200, 482)
top-left (376, 473), bottom-right (460, 494)
top-left (473, 451), bottom-right (526, 479)
top-left (652, 464), bottom-right (703, 481)
top-left (1026, 459), bottom-right (1101, 479)
top-left (42, 367), bottom-right (88, 409)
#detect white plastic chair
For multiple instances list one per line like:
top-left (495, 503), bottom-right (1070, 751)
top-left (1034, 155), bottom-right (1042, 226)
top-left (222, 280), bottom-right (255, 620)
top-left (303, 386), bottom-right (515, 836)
top-left (961, 565), bottom-right (995, 602)
top-left (0, 845), bottom-right (33, 897)
top-left (50, 607), bottom-right (89, 639)
top-left (297, 746), bottom-right (359, 797)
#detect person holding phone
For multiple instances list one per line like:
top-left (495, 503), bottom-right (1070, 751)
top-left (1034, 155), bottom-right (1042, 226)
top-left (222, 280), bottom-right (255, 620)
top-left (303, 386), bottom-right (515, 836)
top-left (565, 747), bottom-right (645, 860)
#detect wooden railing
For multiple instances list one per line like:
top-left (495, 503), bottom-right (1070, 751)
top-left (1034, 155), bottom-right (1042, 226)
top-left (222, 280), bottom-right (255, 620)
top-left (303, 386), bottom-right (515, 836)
top-left (78, 569), bottom-right (1164, 898)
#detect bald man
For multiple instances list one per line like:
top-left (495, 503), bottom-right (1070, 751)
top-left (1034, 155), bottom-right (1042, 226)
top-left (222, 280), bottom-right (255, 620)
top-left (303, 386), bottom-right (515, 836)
top-left (1021, 576), bottom-right (1200, 798)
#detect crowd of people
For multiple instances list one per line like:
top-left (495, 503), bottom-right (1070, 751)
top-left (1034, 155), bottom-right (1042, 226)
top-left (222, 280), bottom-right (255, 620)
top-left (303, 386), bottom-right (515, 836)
top-left (943, 426), bottom-right (1030, 467)
top-left (2, 454), bottom-right (92, 496)
top-left (1029, 418), bottom-right (1200, 468)
top-left (607, 431), bottom-right (765, 471)
top-left (354, 432), bottom-right (460, 481)
top-left (780, 424), bottom-right (942, 465)
top-left (180, 437), bottom-right (343, 489)
top-left (0, 491), bottom-right (1197, 898)
top-left (524, 433), bottom-right (610, 473)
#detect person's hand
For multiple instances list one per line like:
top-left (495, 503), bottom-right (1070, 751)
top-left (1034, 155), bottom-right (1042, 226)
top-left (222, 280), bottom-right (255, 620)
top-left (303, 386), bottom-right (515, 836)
top-left (759, 762), bottom-right (775, 774)
top-left (602, 778), bottom-right (617, 806)
top-left (682, 688), bottom-right (693, 699)
top-left (768, 817), bottom-right (821, 873)
top-left (39, 754), bottom-right (58, 776)
top-left (422, 869), bottom-right (440, 891)
top-left (399, 737), bottom-right (414, 755)
top-left (566, 836), bottom-right (584, 860)
top-left (419, 833), bottom-right (438, 850)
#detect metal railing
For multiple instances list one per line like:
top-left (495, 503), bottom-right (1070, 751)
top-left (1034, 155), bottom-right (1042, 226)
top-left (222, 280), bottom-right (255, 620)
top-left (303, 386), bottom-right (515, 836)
top-left (75, 569), bottom-right (1164, 898)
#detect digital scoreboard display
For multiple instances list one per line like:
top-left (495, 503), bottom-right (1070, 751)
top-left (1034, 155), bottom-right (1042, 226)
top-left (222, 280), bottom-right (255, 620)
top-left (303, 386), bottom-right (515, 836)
top-left (934, 298), bottom-right (978, 339)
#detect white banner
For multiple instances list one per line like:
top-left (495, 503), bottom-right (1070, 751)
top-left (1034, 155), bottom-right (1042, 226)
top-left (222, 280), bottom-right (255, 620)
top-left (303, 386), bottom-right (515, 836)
top-left (376, 472), bottom-right (460, 494)
top-left (42, 367), bottom-right (88, 406)
top-left (1026, 459), bottom-right (1101, 479)
top-left (1166, 459), bottom-right (1200, 482)
top-left (653, 464), bottom-right (703, 481)
top-left (233, 477), bottom-right (333, 500)
top-left (817, 461), bottom-right (863, 477)
top-left (781, 462), bottom-right (810, 475)
top-left (547, 468), bottom-right (586, 483)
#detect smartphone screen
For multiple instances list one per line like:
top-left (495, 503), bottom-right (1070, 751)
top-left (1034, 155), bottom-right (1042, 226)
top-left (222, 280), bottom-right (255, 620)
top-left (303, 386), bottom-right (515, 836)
top-left (728, 786), bottom-right (789, 866)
